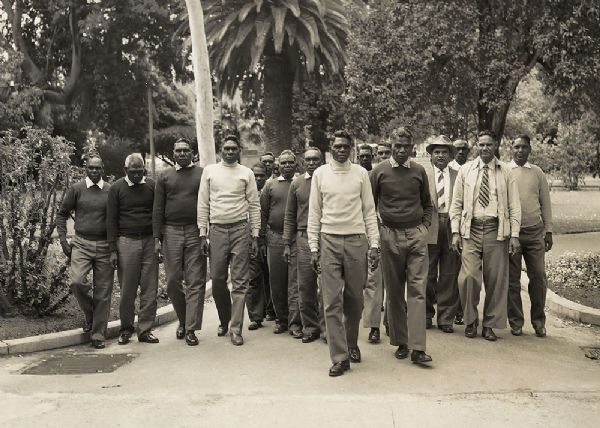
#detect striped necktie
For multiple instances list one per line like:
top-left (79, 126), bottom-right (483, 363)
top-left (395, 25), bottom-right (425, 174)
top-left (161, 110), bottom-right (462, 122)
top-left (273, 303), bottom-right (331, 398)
top-left (479, 164), bottom-right (490, 208)
top-left (437, 169), bottom-right (445, 212)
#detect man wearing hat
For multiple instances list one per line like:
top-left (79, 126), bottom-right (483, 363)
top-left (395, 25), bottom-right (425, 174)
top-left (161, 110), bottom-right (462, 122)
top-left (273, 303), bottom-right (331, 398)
top-left (449, 139), bottom-right (470, 171)
top-left (425, 136), bottom-right (460, 333)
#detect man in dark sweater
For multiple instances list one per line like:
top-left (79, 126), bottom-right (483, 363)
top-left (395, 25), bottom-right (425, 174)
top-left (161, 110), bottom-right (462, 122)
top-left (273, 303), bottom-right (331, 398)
top-left (57, 155), bottom-right (113, 349)
top-left (153, 139), bottom-right (205, 346)
top-left (261, 150), bottom-right (302, 338)
top-left (283, 147), bottom-right (325, 343)
top-left (107, 154), bottom-right (159, 345)
top-left (371, 127), bottom-right (434, 365)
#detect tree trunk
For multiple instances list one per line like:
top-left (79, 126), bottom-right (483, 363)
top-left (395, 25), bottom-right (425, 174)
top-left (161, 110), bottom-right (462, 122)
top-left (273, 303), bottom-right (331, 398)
top-left (477, 89), bottom-right (511, 155)
top-left (185, 0), bottom-right (216, 167)
top-left (263, 53), bottom-right (294, 156)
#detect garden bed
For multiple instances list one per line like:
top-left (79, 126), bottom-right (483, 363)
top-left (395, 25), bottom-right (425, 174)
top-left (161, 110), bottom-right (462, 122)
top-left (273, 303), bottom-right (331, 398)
top-left (546, 252), bottom-right (600, 310)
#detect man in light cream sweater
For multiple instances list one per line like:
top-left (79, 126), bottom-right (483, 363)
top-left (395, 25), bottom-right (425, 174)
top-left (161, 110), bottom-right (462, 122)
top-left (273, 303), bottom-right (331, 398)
top-left (197, 135), bottom-right (261, 346)
top-left (307, 130), bottom-right (380, 377)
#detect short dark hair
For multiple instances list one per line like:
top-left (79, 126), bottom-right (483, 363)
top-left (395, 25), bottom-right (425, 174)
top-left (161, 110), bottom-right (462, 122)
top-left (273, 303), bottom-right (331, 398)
top-left (223, 134), bottom-right (241, 148)
top-left (279, 149), bottom-right (296, 161)
top-left (514, 134), bottom-right (531, 145)
top-left (260, 152), bottom-right (275, 161)
top-left (333, 129), bottom-right (352, 144)
top-left (478, 130), bottom-right (497, 140)
top-left (358, 144), bottom-right (373, 155)
top-left (305, 146), bottom-right (323, 160)
top-left (377, 142), bottom-right (392, 149)
top-left (251, 162), bottom-right (266, 172)
top-left (389, 127), bottom-right (412, 142)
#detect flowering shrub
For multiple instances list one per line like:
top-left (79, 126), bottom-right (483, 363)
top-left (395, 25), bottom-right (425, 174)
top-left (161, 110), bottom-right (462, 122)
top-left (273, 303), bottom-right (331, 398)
top-left (0, 128), bottom-right (78, 316)
top-left (546, 252), bottom-right (600, 290)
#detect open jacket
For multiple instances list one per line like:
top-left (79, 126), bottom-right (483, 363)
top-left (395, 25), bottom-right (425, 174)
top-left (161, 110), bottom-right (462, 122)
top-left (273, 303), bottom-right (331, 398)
top-left (449, 157), bottom-right (521, 241)
top-left (425, 164), bottom-right (457, 245)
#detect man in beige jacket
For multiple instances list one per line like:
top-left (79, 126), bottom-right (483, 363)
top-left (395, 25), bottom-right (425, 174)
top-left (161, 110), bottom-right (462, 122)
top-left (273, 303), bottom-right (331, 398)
top-left (450, 131), bottom-right (521, 342)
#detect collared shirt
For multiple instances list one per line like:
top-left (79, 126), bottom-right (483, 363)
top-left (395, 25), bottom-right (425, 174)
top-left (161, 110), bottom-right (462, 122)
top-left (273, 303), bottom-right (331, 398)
top-left (304, 172), bottom-right (311, 179)
top-left (124, 176), bottom-right (147, 187)
top-left (435, 166), bottom-right (451, 214)
top-left (473, 157), bottom-right (499, 218)
top-left (449, 159), bottom-right (463, 171)
top-left (389, 157), bottom-right (411, 168)
top-left (175, 162), bottom-right (194, 171)
top-left (85, 176), bottom-right (105, 189)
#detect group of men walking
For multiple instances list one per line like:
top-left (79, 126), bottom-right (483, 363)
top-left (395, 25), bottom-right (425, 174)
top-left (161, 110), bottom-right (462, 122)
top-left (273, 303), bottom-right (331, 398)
top-left (57, 127), bottom-right (552, 378)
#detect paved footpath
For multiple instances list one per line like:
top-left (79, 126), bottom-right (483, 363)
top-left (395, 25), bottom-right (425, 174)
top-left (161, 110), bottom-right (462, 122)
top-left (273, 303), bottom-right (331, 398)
top-left (1, 290), bottom-right (599, 428)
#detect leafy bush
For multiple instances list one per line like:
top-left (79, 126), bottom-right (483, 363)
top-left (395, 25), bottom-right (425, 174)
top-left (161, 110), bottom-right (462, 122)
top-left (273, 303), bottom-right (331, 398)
top-left (0, 128), bottom-right (78, 316)
top-left (546, 252), bottom-right (600, 290)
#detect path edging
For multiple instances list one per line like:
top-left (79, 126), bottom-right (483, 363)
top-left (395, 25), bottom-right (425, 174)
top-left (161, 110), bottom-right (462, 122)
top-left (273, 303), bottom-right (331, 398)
top-left (0, 281), bottom-right (212, 356)
top-left (520, 272), bottom-right (600, 326)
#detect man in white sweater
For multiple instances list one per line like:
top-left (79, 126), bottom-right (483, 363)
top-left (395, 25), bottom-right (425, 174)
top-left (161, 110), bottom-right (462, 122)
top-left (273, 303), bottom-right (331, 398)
top-left (197, 135), bottom-right (261, 346)
top-left (307, 130), bottom-right (380, 377)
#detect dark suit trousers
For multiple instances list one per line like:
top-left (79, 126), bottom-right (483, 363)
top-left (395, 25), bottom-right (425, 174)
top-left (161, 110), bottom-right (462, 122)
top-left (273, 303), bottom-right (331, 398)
top-left (426, 214), bottom-right (460, 326)
top-left (246, 244), bottom-right (266, 323)
top-left (297, 230), bottom-right (322, 336)
top-left (508, 221), bottom-right (547, 330)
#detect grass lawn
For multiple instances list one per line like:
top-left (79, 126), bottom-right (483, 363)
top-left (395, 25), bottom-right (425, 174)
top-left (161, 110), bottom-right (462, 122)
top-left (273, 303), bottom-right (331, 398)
top-left (551, 189), bottom-right (600, 234)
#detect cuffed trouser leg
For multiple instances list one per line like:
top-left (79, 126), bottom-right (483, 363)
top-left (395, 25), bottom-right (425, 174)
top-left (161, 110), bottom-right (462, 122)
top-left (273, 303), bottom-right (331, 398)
top-left (162, 226), bottom-right (187, 327)
top-left (182, 226), bottom-right (207, 331)
top-left (363, 262), bottom-right (383, 328)
top-left (297, 231), bottom-right (320, 336)
top-left (246, 251), bottom-right (266, 323)
top-left (227, 224), bottom-right (250, 335)
top-left (267, 230), bottom-right (289, 327)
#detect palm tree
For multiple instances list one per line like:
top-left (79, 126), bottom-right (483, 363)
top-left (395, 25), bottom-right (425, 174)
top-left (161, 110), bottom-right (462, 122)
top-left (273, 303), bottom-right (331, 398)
top-left (193, 0), bottom-right (358, 155)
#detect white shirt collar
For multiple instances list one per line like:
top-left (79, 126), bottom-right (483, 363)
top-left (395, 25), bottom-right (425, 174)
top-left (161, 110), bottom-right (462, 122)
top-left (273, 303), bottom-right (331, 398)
top-left (304, 172), bottom-right (311, 179)
top-left (390, 157), bottom-right (410, 168)
top-left (175, 162), bottom-right (194, 171)
top-left (436, 166), bottom-right (449, 175)
top-left (277, 175), bottom-right (286, 181)
top-left (509, 159), bottom-right (531, 169)
top-left (85, 177), bottom-right (105, 189)
top-left (124, 175), bottom-right (146, 186)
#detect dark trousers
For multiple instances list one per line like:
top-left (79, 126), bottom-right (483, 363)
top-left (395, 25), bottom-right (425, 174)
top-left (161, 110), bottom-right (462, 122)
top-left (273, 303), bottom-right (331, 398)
top-left (267, 230), bottom-right (301, 332)
top-left (246, 240), bottom-right (266, 323)
top-left (320, 233), bottom-right (368, 364)
top-left (209, 222), bottom-right (250, 335)
top-left (70, 235), bottom-right (114, 341)
top-left (459, 218), bottom-right (508, 329)
top-left (380, 225), bottom-right (428, 351)
top-left (296, 231), bottom-right (323, 337)
top-left (162, 224), bottom-right (207, 331)
top-left (426, 214), bottom-right (460, 326)
top-left (117, 235), bottom-right (158, 337)
top-left (508, 221), bottom-right (547, 330)
top-left (263, 263), bottom-right (275, 318)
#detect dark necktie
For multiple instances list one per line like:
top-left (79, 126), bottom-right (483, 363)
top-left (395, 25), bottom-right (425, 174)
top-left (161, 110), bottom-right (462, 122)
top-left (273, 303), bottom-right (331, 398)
top-left (479, 164), bottom-right (490, 208)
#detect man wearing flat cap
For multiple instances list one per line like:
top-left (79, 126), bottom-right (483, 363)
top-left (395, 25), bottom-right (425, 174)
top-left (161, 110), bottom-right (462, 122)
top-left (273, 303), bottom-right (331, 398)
top-left (425, 136), bottom-right (460, 333)
top-left (449, 139), bottom-right (470, 172)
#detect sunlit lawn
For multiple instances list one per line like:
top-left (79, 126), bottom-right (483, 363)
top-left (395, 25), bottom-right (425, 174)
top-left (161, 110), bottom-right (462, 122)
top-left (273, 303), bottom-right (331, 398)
top-left (551, 188), bottom-right (600, 234)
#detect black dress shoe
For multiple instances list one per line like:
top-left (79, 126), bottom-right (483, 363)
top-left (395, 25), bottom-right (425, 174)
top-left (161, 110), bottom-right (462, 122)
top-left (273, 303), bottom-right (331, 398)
top-left (394, 344), bottom-right (409, 359)
top-left (290, 330), bottom-right (303, 339)
top-left (438, 324), bottom-right (454, 333)
top-left (426, 318), bottom-right (433, 329)
top-left (231, 333), bottom-right (244, 346)
top-left (411, 350), bottom-right (432, 365)
top-left (302, 333), bottom-right (320, 344)
top-left (139, 333), bottom-right (160, 343)
top-left (349, 347), bottom-right (361, 363)
top-left (465, 320), bottom-right (478, 338)
top-left (265, 313), bottom-right (276, 321)
top-left (273, 323), bottom-right (288, 334)
top-left (185, 330), bottom-right (199, 346)
top-left (328, 360), bottom-right (350, 377)
top-left (535, 327), bottom-right (547, 338)
top-left (511, 326), bottom-right (523, 336)
top-left (482, 327), bottom-right (497, 341)
top-left (83, 322), bottom-right (92, 333)
top-left (454, 314), bottom-right (464, 325)
top-left (248, 321), bottom-right (262, 331)
top-left (118, 332), bottom-right (131, 345)
top-left (176, 324), bottom-right (185, 339)
top-left (91, 339), bottom-right (105, 349)
top-left (217, 325), bottom-right (229, 336)
top-left (368, 328), bottom-right (381, 344)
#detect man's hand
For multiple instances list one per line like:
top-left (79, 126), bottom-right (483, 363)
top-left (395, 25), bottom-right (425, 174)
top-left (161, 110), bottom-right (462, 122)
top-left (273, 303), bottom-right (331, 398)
top-left (250, 237), bottom-right (259, 259)
top-left (544, 232), bottom-right (553, 252)
top-left (199, 236), bottom-right (209, 256)
top-left (451, 233), bottom-right (462, 253)
top-left (59, 238), bottom-right (72, 258)
top-left (368, 247), bottom-right (380, 271)
top-left (311, 251), bottom-right (321, 274)
top-left (283, 245), bottom-right (292, 264)
top-left (154, 238), bottom-right (163, 263)
top-left (110, 251), bottom-right (118, 269)
top-left (509, 237), bottom-right (521, 256)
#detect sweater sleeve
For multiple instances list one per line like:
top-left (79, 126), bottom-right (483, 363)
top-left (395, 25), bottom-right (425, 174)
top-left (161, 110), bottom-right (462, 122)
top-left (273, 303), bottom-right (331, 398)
top-left (106, 184), bottom-right (119, 251)
top-left (283, 180), bottom-right (298, 246)
top-left (259, 180), bottom-right (271, 238)
top-left (56, 185), bottom-right (77, 241)
top-left (152, 173), bottom-right (166, 239)
top-left (197, 168), bottom-right (210, 236)
top-left (360, 168), bottom-right (380, 248)
top-left (539, 168), bottom-right (553, 233)
top-left (420, 168), bottom-right (434, 228)
top-left (370, 168), bottom-right (379, 210)
top-left (450, 167), bottom-right (465, 234)
top-left (307, 170), bottom-right (323, 252)
top-left (246, 170), bottom-right (261, 238)
top-left (507, 168), bottom-right (521, 238)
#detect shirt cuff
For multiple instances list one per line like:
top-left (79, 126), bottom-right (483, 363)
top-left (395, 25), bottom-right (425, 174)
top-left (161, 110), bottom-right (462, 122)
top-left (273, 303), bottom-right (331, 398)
top-left (199, 226), bottom-right (207, 236)
top-left (251, 228), bottom-right (260, 238)
top-left (511, 231), bottom-right (520, 238)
